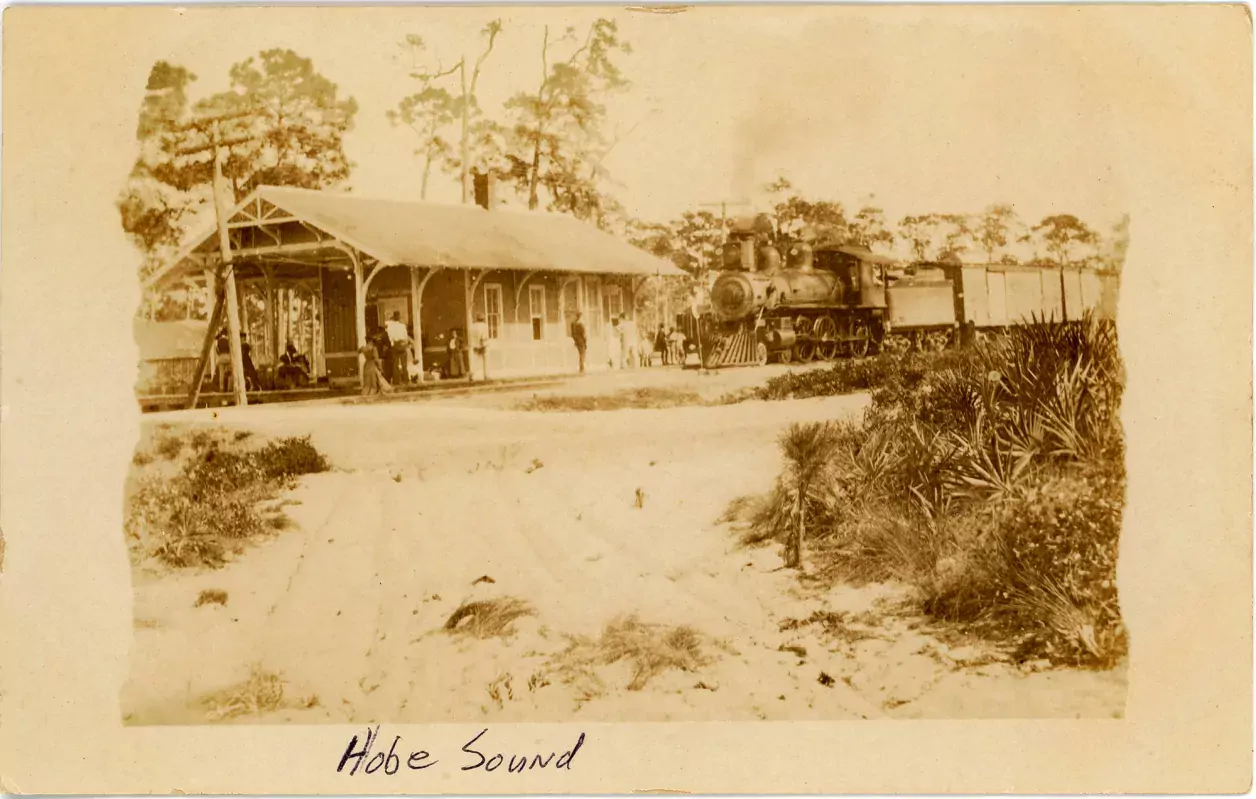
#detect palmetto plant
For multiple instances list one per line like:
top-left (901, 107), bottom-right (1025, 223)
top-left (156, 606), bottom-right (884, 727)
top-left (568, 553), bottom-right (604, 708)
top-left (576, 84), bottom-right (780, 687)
top-left (896, 422), bottom-right (960, 523)
top-left (980, 313), bottom-right (1121, 463)
top-left (779, 422), bottom-right (844, 570)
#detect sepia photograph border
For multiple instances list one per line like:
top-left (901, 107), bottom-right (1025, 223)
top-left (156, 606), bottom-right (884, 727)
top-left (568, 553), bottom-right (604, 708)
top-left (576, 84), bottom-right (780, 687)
top-left (0, 3), bottom-right (1251, 794)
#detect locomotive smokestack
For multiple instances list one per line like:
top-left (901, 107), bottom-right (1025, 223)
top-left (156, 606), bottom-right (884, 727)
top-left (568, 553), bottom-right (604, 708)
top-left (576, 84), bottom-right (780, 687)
top-left (740, 239), bottom-right (756, 272)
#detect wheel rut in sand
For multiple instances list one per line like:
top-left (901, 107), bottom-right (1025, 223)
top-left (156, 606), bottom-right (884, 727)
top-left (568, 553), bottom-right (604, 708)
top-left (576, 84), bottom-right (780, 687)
top-left (258, 473), bottom-right (387, 715)
top-left (128, 395), bottom-right (1123, 722)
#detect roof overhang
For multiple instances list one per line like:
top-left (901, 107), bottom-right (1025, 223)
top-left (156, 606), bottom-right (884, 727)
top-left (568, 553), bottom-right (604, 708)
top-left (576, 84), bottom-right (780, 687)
top-left (146, 186), bottom-right (686, 292)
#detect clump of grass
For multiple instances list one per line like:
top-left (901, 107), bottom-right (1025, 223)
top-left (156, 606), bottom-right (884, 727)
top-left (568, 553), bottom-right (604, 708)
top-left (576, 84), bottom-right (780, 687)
top-left (189, 429), bottom-right (217, 451)
top-left (741, 314), bottom-right (1127, 667)
top-left (155, 435), bottom-right (185, 460)
top-left (195, 588), bottom-right (228, 607)
top-left (202, 665), bottom-right (286, 721)
top-left (125, 431), bottom-right (331, 569)
top-left (548, 615), bottom-right (723, 692)
top-left (518, 387), bottom-right (707, 412)
top-left (444, 597), bottom-right (535, 639)
top-left (778, 609), bottom-right (875, 645)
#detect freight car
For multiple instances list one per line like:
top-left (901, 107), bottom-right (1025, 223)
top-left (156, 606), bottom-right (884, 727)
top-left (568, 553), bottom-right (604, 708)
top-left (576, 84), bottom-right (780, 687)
top-left (882, 262), bottom-right (1120, 352)
top-left (690, 214), bottom-right (1119, 368)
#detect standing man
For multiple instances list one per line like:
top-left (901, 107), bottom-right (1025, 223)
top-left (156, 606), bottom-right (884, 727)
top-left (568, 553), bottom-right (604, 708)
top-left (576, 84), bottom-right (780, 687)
top-left (470, 313), bottom-right (490, 382)
top-left (386, 311), bottom-right (409, 380)
top-left (214, 328), bottom-right (232, 392)
top-left (655, 324), bottom-right (669, 366)
top-left (571, 311), bottom-right (588, 374)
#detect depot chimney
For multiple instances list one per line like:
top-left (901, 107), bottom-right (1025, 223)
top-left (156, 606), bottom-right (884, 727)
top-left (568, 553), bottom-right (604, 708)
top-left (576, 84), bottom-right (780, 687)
top-left (473, 170), bottom-right (498, 210)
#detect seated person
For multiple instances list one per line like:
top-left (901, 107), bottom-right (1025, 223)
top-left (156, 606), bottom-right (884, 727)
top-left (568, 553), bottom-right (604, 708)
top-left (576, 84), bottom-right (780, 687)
top-left (277, 341), bottom-right (311, 389)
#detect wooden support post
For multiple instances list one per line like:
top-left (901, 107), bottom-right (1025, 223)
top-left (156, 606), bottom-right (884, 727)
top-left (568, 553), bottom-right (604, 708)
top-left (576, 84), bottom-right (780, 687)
top-left (186, 284), bottom-right (226, 410)
top-left (262, 265), bottom-right (277, 388)
top-left (464, 268), bottom-right (474, 381)
top-left (204, 268), bottom-right (218, 381)
top-left (211, 130), bottom-right (248, 408)
top-left (410, 267), bottom-right (423, 380)
top-left (353, 252), bottom-right (366, 377)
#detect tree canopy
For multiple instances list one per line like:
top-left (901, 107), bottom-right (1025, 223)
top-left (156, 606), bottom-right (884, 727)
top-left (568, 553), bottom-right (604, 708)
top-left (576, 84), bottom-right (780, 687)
top-left (119, 50), bottom-right (358, 279)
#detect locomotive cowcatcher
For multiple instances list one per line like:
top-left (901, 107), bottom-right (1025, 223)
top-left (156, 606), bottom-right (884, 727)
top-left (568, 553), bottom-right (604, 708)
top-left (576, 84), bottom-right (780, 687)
top-left (694, 214), bottom-right (894, 368)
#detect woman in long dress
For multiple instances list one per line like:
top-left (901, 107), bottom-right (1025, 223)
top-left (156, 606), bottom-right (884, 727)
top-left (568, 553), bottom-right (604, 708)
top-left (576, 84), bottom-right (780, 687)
top-left (358, 339), bottom-right (392, 396)
top-left (446, 330), bottom-right (465, 379)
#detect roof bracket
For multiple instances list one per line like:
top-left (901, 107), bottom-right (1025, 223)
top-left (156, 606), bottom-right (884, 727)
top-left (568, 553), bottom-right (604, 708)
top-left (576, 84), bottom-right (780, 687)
top-left (513, 270), bottom-right (539, 321)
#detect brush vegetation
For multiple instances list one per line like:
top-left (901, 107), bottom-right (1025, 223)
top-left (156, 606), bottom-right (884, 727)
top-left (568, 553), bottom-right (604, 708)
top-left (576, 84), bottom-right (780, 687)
top-left (735, 315), bottom-right (1126, 667)
top-left (126, 429), bottom-right (330, 569)
top-left (445, 597), bottom-right (536, 639)
top-left (201, 664), bottom-right (319, 722)
top-left (517, 387), bottom-right (709, 412)
top-left (546, 615), bottom-right (725, 693)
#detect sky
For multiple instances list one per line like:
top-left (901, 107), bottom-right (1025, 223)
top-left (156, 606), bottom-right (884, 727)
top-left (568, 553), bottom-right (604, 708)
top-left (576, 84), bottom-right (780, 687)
top-left (140, 5), bottom-right (1134, 252)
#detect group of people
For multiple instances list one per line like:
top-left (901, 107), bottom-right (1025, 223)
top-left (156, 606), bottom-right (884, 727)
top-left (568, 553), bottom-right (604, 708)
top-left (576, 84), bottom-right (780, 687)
top-left (360, 311), bottom-right (492, 396)
top-left (359, 311), bottom-right (418, 395)
top-left (212, 328), bottom-right (311, 393)
top-left (567, 312), bottom-right (689, 372)
top-left (213, 329), bottom-right (260, 393)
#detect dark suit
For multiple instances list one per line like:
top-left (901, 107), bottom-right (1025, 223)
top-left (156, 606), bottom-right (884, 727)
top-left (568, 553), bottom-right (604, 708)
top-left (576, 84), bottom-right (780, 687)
top-left (571, 320), bottom-right (588, 373)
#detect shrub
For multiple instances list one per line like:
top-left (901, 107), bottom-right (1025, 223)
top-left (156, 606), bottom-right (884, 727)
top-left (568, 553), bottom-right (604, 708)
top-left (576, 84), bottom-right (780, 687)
top-left (257, 436), bottom-right (331, 481)
top-left (126, 430), bottom-right (331, 570)
top-left (970, 463), bottom-right (1125, 665)
top-left (744, 315), bottom-right (1128, 666)
top-left (755, 349), bottom-right (973, 402)
top-left (185, 448), bottom-right (266, 498)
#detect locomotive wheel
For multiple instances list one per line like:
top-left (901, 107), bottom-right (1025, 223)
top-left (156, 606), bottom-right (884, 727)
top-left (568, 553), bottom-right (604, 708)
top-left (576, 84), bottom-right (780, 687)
top-left (808, 315), bottom-right (839, 361)
top-left (813, 315), bottom-right (839, 361)
top-left (849, 320), bottom-right (872, 359)
top-left (755, 342), bottom-right (769, 366)
top-left (793, 315), bottom-right (816, 362)
top-left (777, 347), bottom-right (793, 364)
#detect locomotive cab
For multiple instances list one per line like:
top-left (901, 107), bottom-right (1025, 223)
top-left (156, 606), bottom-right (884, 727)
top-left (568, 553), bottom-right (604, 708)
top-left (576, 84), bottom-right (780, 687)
top-left (816, 247), bottom-right (889, 310)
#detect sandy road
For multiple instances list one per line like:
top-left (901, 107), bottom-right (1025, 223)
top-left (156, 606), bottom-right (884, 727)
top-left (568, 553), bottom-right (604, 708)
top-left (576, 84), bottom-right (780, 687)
top-left (124, 391), bottom-right (1125, 724)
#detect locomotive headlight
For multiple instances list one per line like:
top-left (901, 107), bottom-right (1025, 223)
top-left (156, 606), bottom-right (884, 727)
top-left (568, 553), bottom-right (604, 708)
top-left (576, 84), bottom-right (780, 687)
top-left (710, 272), bottom-right (758, 321)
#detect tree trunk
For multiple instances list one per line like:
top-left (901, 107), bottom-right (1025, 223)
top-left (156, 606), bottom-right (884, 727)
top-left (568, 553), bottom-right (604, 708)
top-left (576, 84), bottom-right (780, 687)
top-left (421, 154), bottom-right (432, 200)
top-left (527, 27), bottom-right (550, 211)
top-left (786, 487), bottom-right (804, 569)
top-left (459, 63), bottom-right (470, 204)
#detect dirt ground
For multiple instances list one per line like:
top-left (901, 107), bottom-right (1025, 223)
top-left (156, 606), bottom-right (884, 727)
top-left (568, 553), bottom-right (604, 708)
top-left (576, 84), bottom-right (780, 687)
top-left (123, 366), bottom-right (1126, 724)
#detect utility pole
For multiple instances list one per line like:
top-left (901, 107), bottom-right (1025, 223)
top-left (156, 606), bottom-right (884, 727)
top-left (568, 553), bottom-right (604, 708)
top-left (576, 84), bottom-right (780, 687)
top-left (175, 109), bottom-right (262, 407)
top-left (698, 199), bottom-right (753, 230)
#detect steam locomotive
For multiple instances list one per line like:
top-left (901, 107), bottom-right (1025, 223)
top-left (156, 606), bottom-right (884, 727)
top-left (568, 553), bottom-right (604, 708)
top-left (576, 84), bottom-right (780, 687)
top-left (688, 214), bottom-right (1119, 368)
top-left (692, 214), bottom-right (894, 367)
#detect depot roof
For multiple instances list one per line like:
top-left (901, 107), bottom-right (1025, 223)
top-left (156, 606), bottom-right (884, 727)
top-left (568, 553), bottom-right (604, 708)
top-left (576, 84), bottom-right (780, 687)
top-left (147, 185), bottom-right (685, 289)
